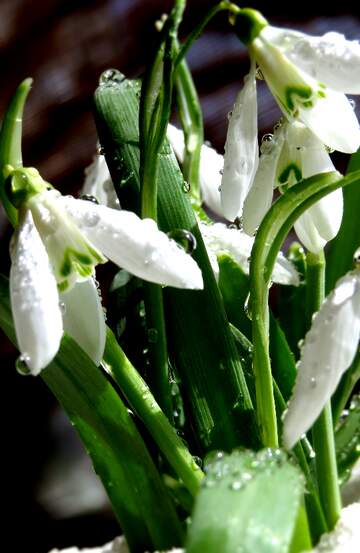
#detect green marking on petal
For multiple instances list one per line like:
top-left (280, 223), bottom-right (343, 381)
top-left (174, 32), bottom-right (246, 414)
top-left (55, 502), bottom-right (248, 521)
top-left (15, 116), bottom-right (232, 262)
top-left (58, 280), bottom-right (69, 293)
top-left (317, 90), bottom-right (326, 99)
top-left (278, 163), bottom-right (302, 186)
top-left (60, 248), bottom-right (100, 279)
top-left (285, 86), bottom-right (313, 113)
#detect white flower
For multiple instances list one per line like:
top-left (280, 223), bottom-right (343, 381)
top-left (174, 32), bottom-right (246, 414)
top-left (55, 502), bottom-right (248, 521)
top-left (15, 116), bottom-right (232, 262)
top-left (301, 502), bottom-right (360, 553)
top-left (82, 153), bottom-right (120, 210)
top-left (242, 120), bottom-right (343, 254)
top-left (166, 124), bottom-right (223, 216)
top-left (199, 221), bottom-right (299, 286)
top-left (9, 167), bottom-right (203, 375)
top-left (220, 62), bottom-right (259, 221)
top-left (245, 19), bottom-right (360, 153)
top-left (48, 536), bottom-right (128, 553)
top-left (283, 269), bottom-right (360, 449)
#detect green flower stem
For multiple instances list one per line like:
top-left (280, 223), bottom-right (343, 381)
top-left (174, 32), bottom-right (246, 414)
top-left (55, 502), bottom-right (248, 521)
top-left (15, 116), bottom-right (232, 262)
top-left (306, 252), bottom-right (341, 530)
top-left (139, 0), bottom-right (185, 419)
top-left (175, 2), bottom-right (241, 69)
top-left (0, 78), bottom-right (32, 227)
top-left (273, 379), bottom-right (327, 541)
top-left (143, 282), bottom-right (173, 422)
top-left (249, 169), bottom-right (360, 450)
top-left (250, 260), bottom-right (278, 447)
top-left (174, 45), bottom-right (203, 204)
top-left (103, 328), bottom-right (204, 497)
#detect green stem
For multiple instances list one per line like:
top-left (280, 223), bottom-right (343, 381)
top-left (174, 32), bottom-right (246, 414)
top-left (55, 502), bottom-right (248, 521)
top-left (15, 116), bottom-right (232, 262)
top-left (175, 2), bottom-right (241, 68)
top-left (250, 264), bottom-right (278, 447)
top-left (143, 282), bottom-right (173, 422)
top-left (306, 252), bottom-right (341, 530)
top-left (103, 328), bottom-right (204, 497)
top-left (174, 46), bottom-right (203, 204)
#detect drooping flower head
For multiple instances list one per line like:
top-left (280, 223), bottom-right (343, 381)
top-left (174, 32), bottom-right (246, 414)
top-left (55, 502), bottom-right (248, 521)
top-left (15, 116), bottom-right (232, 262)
top-left (242, 119), bottom-right (343, 253)
top-left (233, 9), bottom-right (360, 154)
top-left (283, 250), bottom-right (360, 449)
top-left (7, 165), bottom-right (203, 375)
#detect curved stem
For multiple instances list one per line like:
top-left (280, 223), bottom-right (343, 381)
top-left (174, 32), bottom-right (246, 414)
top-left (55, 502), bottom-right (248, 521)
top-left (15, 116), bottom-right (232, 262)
top-left (249, 169), bottom-right (360, 449)
top-left (175, 2), bottom-right (241, 69)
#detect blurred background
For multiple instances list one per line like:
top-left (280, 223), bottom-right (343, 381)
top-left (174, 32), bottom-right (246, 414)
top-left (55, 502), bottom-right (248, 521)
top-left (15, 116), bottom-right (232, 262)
top-left (1, 1), bottom-right (359, 551)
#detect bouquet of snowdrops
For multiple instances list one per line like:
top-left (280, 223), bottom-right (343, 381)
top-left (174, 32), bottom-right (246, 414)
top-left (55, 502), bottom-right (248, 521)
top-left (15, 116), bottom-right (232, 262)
top-left (1, 2), bottom-right (360, 552)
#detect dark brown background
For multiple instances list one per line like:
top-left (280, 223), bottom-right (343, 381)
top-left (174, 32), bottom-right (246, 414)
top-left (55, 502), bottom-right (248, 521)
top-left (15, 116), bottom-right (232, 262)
top-left (0, 1), bottom-right (359, 551)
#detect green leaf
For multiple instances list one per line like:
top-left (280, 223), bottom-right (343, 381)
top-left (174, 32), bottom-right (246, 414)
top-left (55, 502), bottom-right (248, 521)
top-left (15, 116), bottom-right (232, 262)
top-left (186, 448), bottom-right (307, 553)
top-left (0, 275), bottom-right (183, 553)
top-left (326, 149), bottom-right (360, 293)
top-left (269, 314), bottom-right (297, 403)
top-left (218, 253), bottom-right (251, 339)
top-left (0, 79), bottom-right (32, 226)
top-left (277, 243), bottom-right (307, 358)
top-left (94, 75), bottom-right (255, 453)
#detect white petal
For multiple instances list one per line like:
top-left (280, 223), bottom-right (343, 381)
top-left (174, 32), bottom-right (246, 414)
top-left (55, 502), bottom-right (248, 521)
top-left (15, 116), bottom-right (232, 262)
top-left (166, 124), bottom-right (185, 161)
top-left (299, 89), bottom-right (360, 154)
top-left (286, 31), bottom-right (360, 94)
top-left (83, 155), bottom-right (119, 209)
top-left (221, 65), bottom-right (259, 221)
top-left (305, 503), bottom-right (360, 553)
top-left (61, 278), bottom-right (106, 365)
top-left (294, 188), bottom-right (343, 253)
top-left (242, 131), bottom-right (284, 235)
top-left (167, 124), bottom-right (224, 217)
top-left (283, 271), bottom-right (360, 448)
top-left (61, 198), bottom-right (203, 290)
top-left (200, 222), bottom-right (299, 285)
top-left (198, 144), bottom-right (224, 217)
top-left (10, 210), bottom-right (63, 375)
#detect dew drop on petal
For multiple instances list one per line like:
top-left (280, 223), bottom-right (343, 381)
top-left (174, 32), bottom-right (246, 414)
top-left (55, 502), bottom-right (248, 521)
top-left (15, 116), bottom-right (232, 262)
top-left (59, 301), bottom-right (66, 315)
top-left (310, 376), bottom-right (317, 388)
top-left (16, 354), bottom-right (31, 376)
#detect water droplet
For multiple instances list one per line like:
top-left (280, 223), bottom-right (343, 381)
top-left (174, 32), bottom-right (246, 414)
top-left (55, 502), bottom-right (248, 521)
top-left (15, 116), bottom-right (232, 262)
top-left (167, 229), bottom-right (197, 254)
top-left (230, 480), bottom-right (242, 491)
top-left (99, 69), bottom-right (125, 86)
top-left (182, 180), bottom-right (190, 193)
top-left (16, 354), bottom-right (31, 376)
top-left (350, 98), bottom-right (356, 110)
top-left (219, 168), bottom-right (223, 176)
top-left (59, 301), bottom-right (66, 314)
top-left (310, 377), bottom-right (317, 388)
top-left (147, 328), bottom-right (158, 343)
top-left (261, 133), bottom-right (274, 144)
top-left (353, 247), bottom-right (360, 268)
top-left (255, 67), bottom-right (264, 80)
top-left (83, 211), bottom-right (101, 227)
top-left (80, 194), bottom-right (99, 204)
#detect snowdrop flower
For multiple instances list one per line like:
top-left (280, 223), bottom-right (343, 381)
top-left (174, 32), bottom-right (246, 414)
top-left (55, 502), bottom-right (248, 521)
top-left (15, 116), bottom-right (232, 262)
top-left (302, 502), bottom-right (360, 553)
top-left (166, 124), bottom-right (223, 216)
top-left (243, 120), bottom-right (343, 254)
top-left (283, 266), bottom-right (360, 449)
top-left (48, 536), bottom-right (129, 553)
top-left (82, 153), bottom-right (120, 210)
top-left (233, 9), bottom-right (360, 153)
top-left (220, 62), bottom-right (259, 221)
top-left (199, 221), bottom-right (299, 286)
top-left (8, 166), bottom-right (203, 375)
